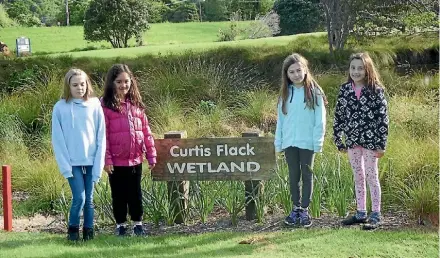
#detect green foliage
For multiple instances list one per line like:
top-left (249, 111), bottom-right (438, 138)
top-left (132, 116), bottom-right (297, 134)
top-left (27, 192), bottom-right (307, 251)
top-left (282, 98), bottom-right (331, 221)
top-left (0, 4), bottom-right (15, 27)
top-left (84, 0), bottom-right (150, 48)
top-left (167, 2), bottom-right (199, 23)
top-left (37, 0), bottom-right (61, 26)
top-left (393, 173), bottom-right (439, 220)
top-left (5, 0), bottom-right (33, 19)
top-left (203, 0), bottom-right (227, 21)
top-left (57, 0), bottom-right (91, 26)
top-left (14, 13), bottom-right (41, 27)
top-left (5, 0), bottom-right (41, 27)
top-left (273, 0), bottom-right (323, 35)
top-left (217, 22), bottom-right (241, 41)
top-left (236, 89), bottom-right (277, 131)
top-left (404, 11), bottom-right (438, 34)
top-left (146, 0), bottom-right (169, 23)
top-left (0, 34), bottom-right (437, 224)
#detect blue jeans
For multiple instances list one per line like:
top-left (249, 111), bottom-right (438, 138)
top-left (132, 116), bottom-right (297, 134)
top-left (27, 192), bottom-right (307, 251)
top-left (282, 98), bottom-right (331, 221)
top-left (67, 166), bottom-right (94, 228)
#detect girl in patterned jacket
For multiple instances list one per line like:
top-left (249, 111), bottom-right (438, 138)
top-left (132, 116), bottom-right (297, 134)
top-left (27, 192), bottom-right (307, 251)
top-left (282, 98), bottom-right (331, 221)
top-left (101, 64), bottom-right (157, 236)
top-left (333, 52), bottom-right (389, 230)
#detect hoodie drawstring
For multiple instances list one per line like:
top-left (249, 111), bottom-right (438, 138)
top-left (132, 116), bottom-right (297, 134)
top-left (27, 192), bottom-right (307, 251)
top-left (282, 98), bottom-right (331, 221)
top-left (289, 87), bottom-right (294, 103)
top-left (70, 101), bottom-right (75, 129)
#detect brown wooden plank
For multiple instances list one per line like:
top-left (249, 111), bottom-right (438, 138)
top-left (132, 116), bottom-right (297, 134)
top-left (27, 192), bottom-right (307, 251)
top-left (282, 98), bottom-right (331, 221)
top-left (151, 137), bottom-right (276, 181)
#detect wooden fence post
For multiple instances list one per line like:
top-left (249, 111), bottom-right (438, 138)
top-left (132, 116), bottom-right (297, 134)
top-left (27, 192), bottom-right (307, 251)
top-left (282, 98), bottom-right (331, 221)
top-left (165, 131), bottom-right (189, 224)
top-left (242, 131), bottom-right (263, 221)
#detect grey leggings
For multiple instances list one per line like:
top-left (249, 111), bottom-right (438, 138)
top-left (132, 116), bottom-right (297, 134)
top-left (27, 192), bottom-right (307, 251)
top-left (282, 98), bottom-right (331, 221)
top-left (284, 146), bottom-right (315, 209)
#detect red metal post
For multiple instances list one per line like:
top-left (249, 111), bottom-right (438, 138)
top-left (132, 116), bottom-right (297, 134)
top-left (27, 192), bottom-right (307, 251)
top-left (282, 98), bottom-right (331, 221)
top-left (2, 165), bottom-right (12, 231)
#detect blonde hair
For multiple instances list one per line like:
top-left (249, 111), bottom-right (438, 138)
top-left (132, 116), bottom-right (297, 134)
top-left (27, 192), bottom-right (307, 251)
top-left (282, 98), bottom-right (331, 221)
top-left (279, 53), bottom-right (326, 115)
top-left (63, 68), bottom-right (94, 101)
top-left (348, 52), bottom-right (383, 92)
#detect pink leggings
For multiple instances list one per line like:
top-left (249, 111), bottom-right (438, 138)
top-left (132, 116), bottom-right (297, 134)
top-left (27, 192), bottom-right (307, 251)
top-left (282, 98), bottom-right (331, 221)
top-left (348, 147), bottom-right (381, 212)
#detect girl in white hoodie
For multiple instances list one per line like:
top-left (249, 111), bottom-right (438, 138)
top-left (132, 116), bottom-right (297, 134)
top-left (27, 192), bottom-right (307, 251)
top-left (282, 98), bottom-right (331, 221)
top-left (51, 68), bottom-right (106, 241)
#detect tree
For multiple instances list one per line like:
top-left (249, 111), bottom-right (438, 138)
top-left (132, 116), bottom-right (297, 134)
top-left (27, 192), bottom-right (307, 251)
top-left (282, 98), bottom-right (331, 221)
top-left (167, 2), bottom-right (199, 23)
top-left (84, 0), bottom-right (150, 48)
top-left (226, 0), bottom-right (260, 20)
top-left (0, 3), bottom-right (16, 27)
top-left (5, 0), bottom-right (43, 26)
top-left (204, 0), bottom-right (228, 21)
top-left (36, 0), bottom-right (61, 25)
top-left (320, 0), bottom-right (438, 62)
top-left (320, 0), bottom-right (358, 55)
top-left (5, 0), bottom-right (33, 19)
top-left (273, 0), bottom-right (323, 35)
top-left (57, 0), bottom-right (90, 25)
top-left (145, 0), bottom-right (169, 23)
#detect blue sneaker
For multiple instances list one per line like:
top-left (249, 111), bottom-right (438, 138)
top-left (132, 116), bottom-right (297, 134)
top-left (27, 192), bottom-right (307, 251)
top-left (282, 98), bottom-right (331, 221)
top-left (342, 210), bottom-right (368, 225)
top-left (284, 209), bottom-right (300, 226)
top-left (299, 209), bottom-right (312, 228)
top-left (362, 211), bottom-right (381, 230)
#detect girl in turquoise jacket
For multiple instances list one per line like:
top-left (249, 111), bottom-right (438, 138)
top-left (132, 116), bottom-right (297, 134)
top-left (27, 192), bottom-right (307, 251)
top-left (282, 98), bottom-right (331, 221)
top-left (274, 53), bottom-right (326, 227)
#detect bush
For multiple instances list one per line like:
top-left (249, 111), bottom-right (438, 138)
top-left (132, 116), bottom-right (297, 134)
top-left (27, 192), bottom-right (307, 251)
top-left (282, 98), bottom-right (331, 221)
top-left (203, 0), bottom-right (227, 21)
top-left (57, 0), bottom-right (91, 25)
top-left (0, 4), bottom-right (15, 28)
top-left (244, 11), bottom-right (281, 39)
top-left (167, 2), bottom-right (199, 23)
top-left (217, 22), bottom-right (241, 41)
top-left (15, 14), bottom-right (41, 27)
top-left (273, 0), bottom-right (323, 35)
top-left (147, 1), bottom-right (169, 23)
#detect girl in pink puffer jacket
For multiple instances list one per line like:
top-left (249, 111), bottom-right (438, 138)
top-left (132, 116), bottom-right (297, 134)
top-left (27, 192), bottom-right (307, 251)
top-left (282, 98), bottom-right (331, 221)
top-left (101, 64), bottom-right (156, 237)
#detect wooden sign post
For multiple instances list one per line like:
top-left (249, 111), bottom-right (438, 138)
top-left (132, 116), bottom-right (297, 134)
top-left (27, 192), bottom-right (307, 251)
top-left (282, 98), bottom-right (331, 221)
top-left (164, 131), bottom-right (189, 224)
top-left (242, 131), bottom-right (262, 221)
top-left (152, 132), bottom-right (276, 221)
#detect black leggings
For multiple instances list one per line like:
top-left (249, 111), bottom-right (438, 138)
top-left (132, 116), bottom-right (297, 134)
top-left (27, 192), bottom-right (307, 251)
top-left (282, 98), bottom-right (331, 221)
top-left (284, 147), bottom-right (315, 209)
top-left (108, 164), bottom-right (143, 224)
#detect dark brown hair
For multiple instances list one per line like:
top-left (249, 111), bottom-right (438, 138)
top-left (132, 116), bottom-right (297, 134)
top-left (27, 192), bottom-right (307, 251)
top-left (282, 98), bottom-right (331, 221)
top-left (279, 53), bottom-right (326, 115)
top-left (102, 64), bottom-right (145, 112)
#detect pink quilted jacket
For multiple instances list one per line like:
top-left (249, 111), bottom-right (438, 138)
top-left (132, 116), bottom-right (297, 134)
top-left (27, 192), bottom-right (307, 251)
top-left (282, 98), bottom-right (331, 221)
top-left (101, 99), bottom-right (156, 167)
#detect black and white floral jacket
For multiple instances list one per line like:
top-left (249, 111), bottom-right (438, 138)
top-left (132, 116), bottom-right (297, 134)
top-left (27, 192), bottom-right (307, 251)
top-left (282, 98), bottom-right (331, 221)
top-left (333, 82), bottom-right (389, 151)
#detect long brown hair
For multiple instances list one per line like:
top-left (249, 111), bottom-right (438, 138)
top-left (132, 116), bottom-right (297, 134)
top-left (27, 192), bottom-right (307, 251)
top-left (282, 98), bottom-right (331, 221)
top-left (63, 68), bottom-right (94, 102)
top-left (279, 53), bottom-right (326, 115)
top-left (348, 52), bottom-right (383, 92)
top-left (102, 64), bottom-right (145, 112)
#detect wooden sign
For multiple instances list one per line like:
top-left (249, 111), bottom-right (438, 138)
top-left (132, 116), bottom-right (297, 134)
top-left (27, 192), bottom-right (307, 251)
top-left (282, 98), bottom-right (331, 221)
top-left (151, 137), bottom-right (276, 181)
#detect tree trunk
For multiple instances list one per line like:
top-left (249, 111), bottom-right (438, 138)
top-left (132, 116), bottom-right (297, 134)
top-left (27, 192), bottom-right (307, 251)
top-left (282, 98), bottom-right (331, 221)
top-left (322, 3), bottom-right (336, 64)
top-left (321, 0), bottom-right (358, 57)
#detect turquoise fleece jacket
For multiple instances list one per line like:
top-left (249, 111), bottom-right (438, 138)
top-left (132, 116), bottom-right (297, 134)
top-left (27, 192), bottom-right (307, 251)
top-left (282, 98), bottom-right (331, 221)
top-left (274, 84), bottom-right (326, 153)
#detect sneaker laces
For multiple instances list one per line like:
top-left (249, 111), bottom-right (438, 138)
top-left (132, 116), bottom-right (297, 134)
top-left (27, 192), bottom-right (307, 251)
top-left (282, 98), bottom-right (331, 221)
top-left (288, 210), bottom-right (297, 219)
top-left (369, 212), bottom-right (381, 223)
top-left (355, 211), bottom-right (367, 220)
top-left (299, 210), bottom-right (310, 222)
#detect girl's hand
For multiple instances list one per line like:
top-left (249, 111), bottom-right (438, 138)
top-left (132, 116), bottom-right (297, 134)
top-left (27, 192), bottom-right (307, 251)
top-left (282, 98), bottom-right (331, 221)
top-left (376, 150), bottom-right (385, 158)
top-left (104, 165), bottom-right (114, 174)
top-left (149, 164), bottom-right (155, 170)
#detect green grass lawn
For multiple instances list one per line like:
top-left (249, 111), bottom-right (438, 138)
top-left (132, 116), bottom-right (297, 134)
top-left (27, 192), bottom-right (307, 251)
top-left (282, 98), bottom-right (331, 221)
top-left (0, 229), bottom-right (437, 258)
top-left (0, 21), bottom-right (253, 55)
top-left (51, 34), bottom-right (325, 58)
